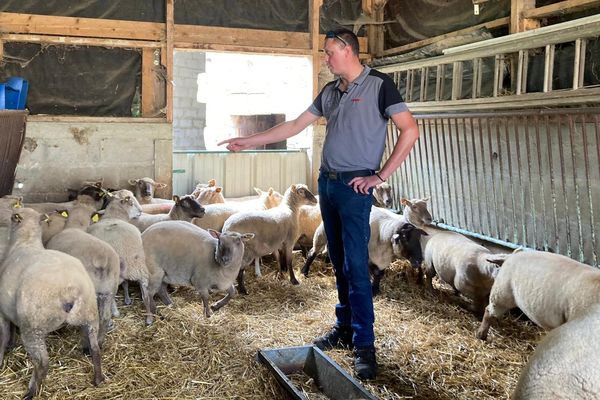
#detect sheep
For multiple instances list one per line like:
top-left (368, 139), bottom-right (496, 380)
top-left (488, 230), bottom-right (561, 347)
top-left (143, 221), bottom-right (254, 319)
top-left (222, 184), bottom-right (318, 294)
top-left (24, 182), bottom-right (107, 214)
top-left (130, 195), bottom-right (205, 233)
top-left (129, 177), bottom-right (170, 205)
top-left (191, 187), bottom-right (283, 232)
top-left (422, 231), bottom-right (511, 315)
top-left (372, 182), bottom-right (392, 208)
top-left (196, 185), bottom-right (225, 205)
top-left (0, 208), bottom-right (103, 399)
top-left (512, 304), bottom-right (600, 400)
top-left (46, 204), bottom-right (121, 342)
top-left (301, 197), bottom-right (433, 285)
top-left (476, 250), bottom-right (600, 341)
top-left (190, 178), bottom-right (216, 199)
top-left (87, 192), bottom-right (157, 325)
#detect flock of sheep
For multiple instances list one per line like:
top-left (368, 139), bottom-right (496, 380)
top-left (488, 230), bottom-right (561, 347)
top-left (0, 175), bottom-right (598, 399)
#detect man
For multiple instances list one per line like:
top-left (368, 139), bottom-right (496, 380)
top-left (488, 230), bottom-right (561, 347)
top-left (218, 28), bottom-right (419, 380)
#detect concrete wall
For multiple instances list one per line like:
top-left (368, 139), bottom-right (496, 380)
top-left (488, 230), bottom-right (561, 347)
top-left (173, 51), bottom-right (206, 151)
top-left (13, 120), bottom-right (172, 202)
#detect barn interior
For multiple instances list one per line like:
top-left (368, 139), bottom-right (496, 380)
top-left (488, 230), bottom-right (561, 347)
top-left (1, 1), bottom-right (600, 399)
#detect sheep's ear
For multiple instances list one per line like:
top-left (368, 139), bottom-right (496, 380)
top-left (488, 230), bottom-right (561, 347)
top-left (241, 233), bottom-right (255, 241)
top-left (94, 181), bottom-right (103, 188)
top-left (291, 184), bottom-right (297, 193)
top-left (128, 179), bottom-right (138, 185)
top-left (208, 229), bottom-right (220, 239)
top-left (208, 179), bottom-right (216, 187)
top-left (422, 196), bottom-right (430, 202)
top-left (172, 195), bottom-right (180, 203)
top-left (513, 247), bottom-right (523, 254)
top-left (155, 182), bottom-right (167, 189)
top-left (121, 196), bottom-right (131, 204)
top-left (487, 254), bottom-right (509, 266)
top-left (268, 187), bottom-right (274, 195)
top-left (401, 198), bottom-right (412, 207)
top-left (254, 187), bottom-right (262, 195)
top-left (392, 233), bottom-right (400, 244)
top-left (12, 213), bottom-right (23, 223)
top-left (13, 198), bottom-right (23, 208)
top-left (40, 213), bottom-right (49, 223)
top-left (91, 212), bottom-right (101, 223)
top-left (215, 187), bottom-right (222, 193)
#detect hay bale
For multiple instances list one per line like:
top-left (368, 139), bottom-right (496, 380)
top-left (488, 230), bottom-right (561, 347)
top-left (0, 255), bottom-right (542, 399)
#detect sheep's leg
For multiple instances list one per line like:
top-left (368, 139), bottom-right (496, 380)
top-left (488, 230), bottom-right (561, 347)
top-left (424, 261), bottom-right (436, 292)
top-left (158, 283), bottom-right (173, 306)
top-left (21, 331), bottom-right (49, 400)
top-left (121, 280), bottom-right (132, 306)
top-left (96, 293), bottom-right (112, 348)
top-left (82, 324), bottom-right (104, 386)
top-left (140, 283), bottom-right (157, 326)
top-left (198, 289), bottom-right (212, 317)
top-left (278, 248), bottom-right (288, 272)
top-left (0, 316), bottom-right (10, 364)
top-left (7, 321), bottom-right (17, 351)
top-left (284, 247), bottom-right (299, 285)
top-left (111, 297), bottom-right (120, 318)
top-left (254, 258), bottom-right (262, 278)
top-left (211, 285), bottom-right (236, 313)
top-left (236, 268), bottom-right (248, 295)
top-left (301, 248), bottom-right (317, 277)
top-left (369, 263), bottom-right (384, 296)
top-left (476, 303), bottom-right (509, 340)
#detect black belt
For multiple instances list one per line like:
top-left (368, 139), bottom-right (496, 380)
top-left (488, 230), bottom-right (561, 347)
top-left (320, 169), bottom-right (374, 180)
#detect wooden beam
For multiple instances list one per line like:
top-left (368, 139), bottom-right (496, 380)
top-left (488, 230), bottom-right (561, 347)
top-left (0, 39), bottom-right (3, 63)
top-left (142, 48), bottom-right (157, 117)
top-left (309, 0), bottom-right (323, 98)
top-left (1, 33), bottom-right (161, 48)
top-left (176, 42), bottom-right (311, 55)
top-left (451, 61), bottom-right (463, 100)
top-left (0, 12), bottom-right (164, 41)
top-left (573, 38), bottom-right (586, 89)
top-left (511, 0), bottom-right (539, 33)
top-left (166, 0), bottom-right (174, 123)
top-left (543, 44), bottom-right (555, 92)
top-left (523, 0), bottom-right (600, 19)
top-left (382, 17), bottom-right (509, 57)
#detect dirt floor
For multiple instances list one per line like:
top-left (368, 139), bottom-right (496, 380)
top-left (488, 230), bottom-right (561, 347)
top-left (0, 254), bottom-right (543, 399)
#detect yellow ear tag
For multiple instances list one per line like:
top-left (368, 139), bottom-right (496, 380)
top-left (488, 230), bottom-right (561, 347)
top-left (92, 214), bottom-right (100, 223)
top-left (13, 202), bottom-right (22, 208)
top-left (61, 211), bottom-right (69, 218)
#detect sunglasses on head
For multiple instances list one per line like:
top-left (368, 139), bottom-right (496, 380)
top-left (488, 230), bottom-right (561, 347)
top-left (325, 31), bottom-right (349, 47)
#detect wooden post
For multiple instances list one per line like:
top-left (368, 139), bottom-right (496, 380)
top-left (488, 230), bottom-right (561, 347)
top-left (0, 39), bottom-right (3, 64)
top-left (510, 0), bottom-right (540, 33)
top-left (573, 38), bottom-right (587, 89)
top-left (420, 66), bottom-right (427, 102)
top-left (309, 0), bottom-right (322, 99)
top-left (516, 50), bottom-right (529, 95)
top-left (451, 61), bottom-right (463, 100)
top-left (435, 64), bottom-right (444, 101)
top-left (543, 44), bottom-right (555, 93)
top-left (166, 0), bottom-right (174, 123)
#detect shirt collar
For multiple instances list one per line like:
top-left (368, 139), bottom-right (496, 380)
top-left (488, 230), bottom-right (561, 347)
top-left (334, 65), bottom-right (371, 90)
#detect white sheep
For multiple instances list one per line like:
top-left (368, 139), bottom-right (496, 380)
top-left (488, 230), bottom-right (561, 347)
top-left (301, 197), bottom-right (433, 286)
top-left (128, 177), bottom-right (170, 205)
top-left (46, 204), bottom-right (121, 342)
top-left (87, 191), bottom-right (157, 325)
top-left (476, 250), bottom-right (600, 340)
top-left (422, 231), bottom-right (510, 315)
top-left (130, 195), bottom-right (205, 233)
top-left (0, 208), bottom-right (103, 399)
top-left (512, 304), bottom-right (600, 399)
top-left (0, 196), bottom-right (22, 263)
top-left (143, 221), bottom-right (254, 319)
top-left (222, 184), bottom-right (318, 293)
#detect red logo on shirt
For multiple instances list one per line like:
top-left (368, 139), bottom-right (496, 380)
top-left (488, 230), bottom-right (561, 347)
top-left (351, 98), bottom-right (362, 103)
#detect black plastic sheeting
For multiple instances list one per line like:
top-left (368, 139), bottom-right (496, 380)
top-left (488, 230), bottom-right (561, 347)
top-left (384, 0), bottom-right (510, 49)
top-left (0, 43), bottom-right (141, 116)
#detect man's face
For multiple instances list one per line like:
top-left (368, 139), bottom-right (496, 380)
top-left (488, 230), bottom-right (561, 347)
top-left (323, 38), bottom-right (349, 76)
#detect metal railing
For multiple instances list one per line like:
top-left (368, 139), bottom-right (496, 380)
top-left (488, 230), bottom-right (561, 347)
top-left (384, 108), bottom-right (600, 267)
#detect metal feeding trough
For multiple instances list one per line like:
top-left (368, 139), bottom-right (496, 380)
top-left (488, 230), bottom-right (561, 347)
top-left (257, 345), bottom-right (378, 400)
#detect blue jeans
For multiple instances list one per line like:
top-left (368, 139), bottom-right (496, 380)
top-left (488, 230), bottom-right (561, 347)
top-left (318, 170), bottom-right (374, 348)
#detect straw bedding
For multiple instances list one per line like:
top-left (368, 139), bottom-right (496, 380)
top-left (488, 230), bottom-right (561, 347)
top-left (0, 254), bottom-right (542, 399)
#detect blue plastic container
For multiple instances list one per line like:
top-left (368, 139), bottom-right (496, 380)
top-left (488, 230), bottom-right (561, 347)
top-left (1, 77), bottom-right (29, 110)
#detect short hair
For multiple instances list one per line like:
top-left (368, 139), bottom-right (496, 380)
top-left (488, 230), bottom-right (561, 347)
top-left (331, 28), bottom-right (360, 56)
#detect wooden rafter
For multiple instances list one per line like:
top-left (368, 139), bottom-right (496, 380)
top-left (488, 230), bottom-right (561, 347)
top-left (523, 0), bottom-right (600, 19)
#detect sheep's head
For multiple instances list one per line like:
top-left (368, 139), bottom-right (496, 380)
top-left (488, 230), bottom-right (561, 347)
top-left (401, 197), bottom-right (432, 227)
top-left (373, 182), bottom-right (393, 208)
top-left (255, 187), bottom-right (284, 209)
top-left (195, 186), bottom-right (225, 205)
top-left (173, 195), bottom-right (205, 219)
top-left (289, 184), bottom-right (318, 206)
top-left (209, 230), bottom-right (255, 268)
top-left (11, 207), bottom-right (46, 231)
top-left (128, 177), bottom-right (167, 199)
top-left (392, 223), bottom-right (428, 269)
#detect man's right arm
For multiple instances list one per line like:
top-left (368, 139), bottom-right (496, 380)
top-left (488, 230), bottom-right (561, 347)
top-left (218, 110), bottom-right (320, 152)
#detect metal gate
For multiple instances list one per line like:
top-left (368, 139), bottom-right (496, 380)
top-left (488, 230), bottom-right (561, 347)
top-left (384, 108), bottom-right (600, 267)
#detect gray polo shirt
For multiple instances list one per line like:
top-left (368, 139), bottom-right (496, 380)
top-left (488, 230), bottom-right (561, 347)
top-left (308, 65), bottom-right (408, 172)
